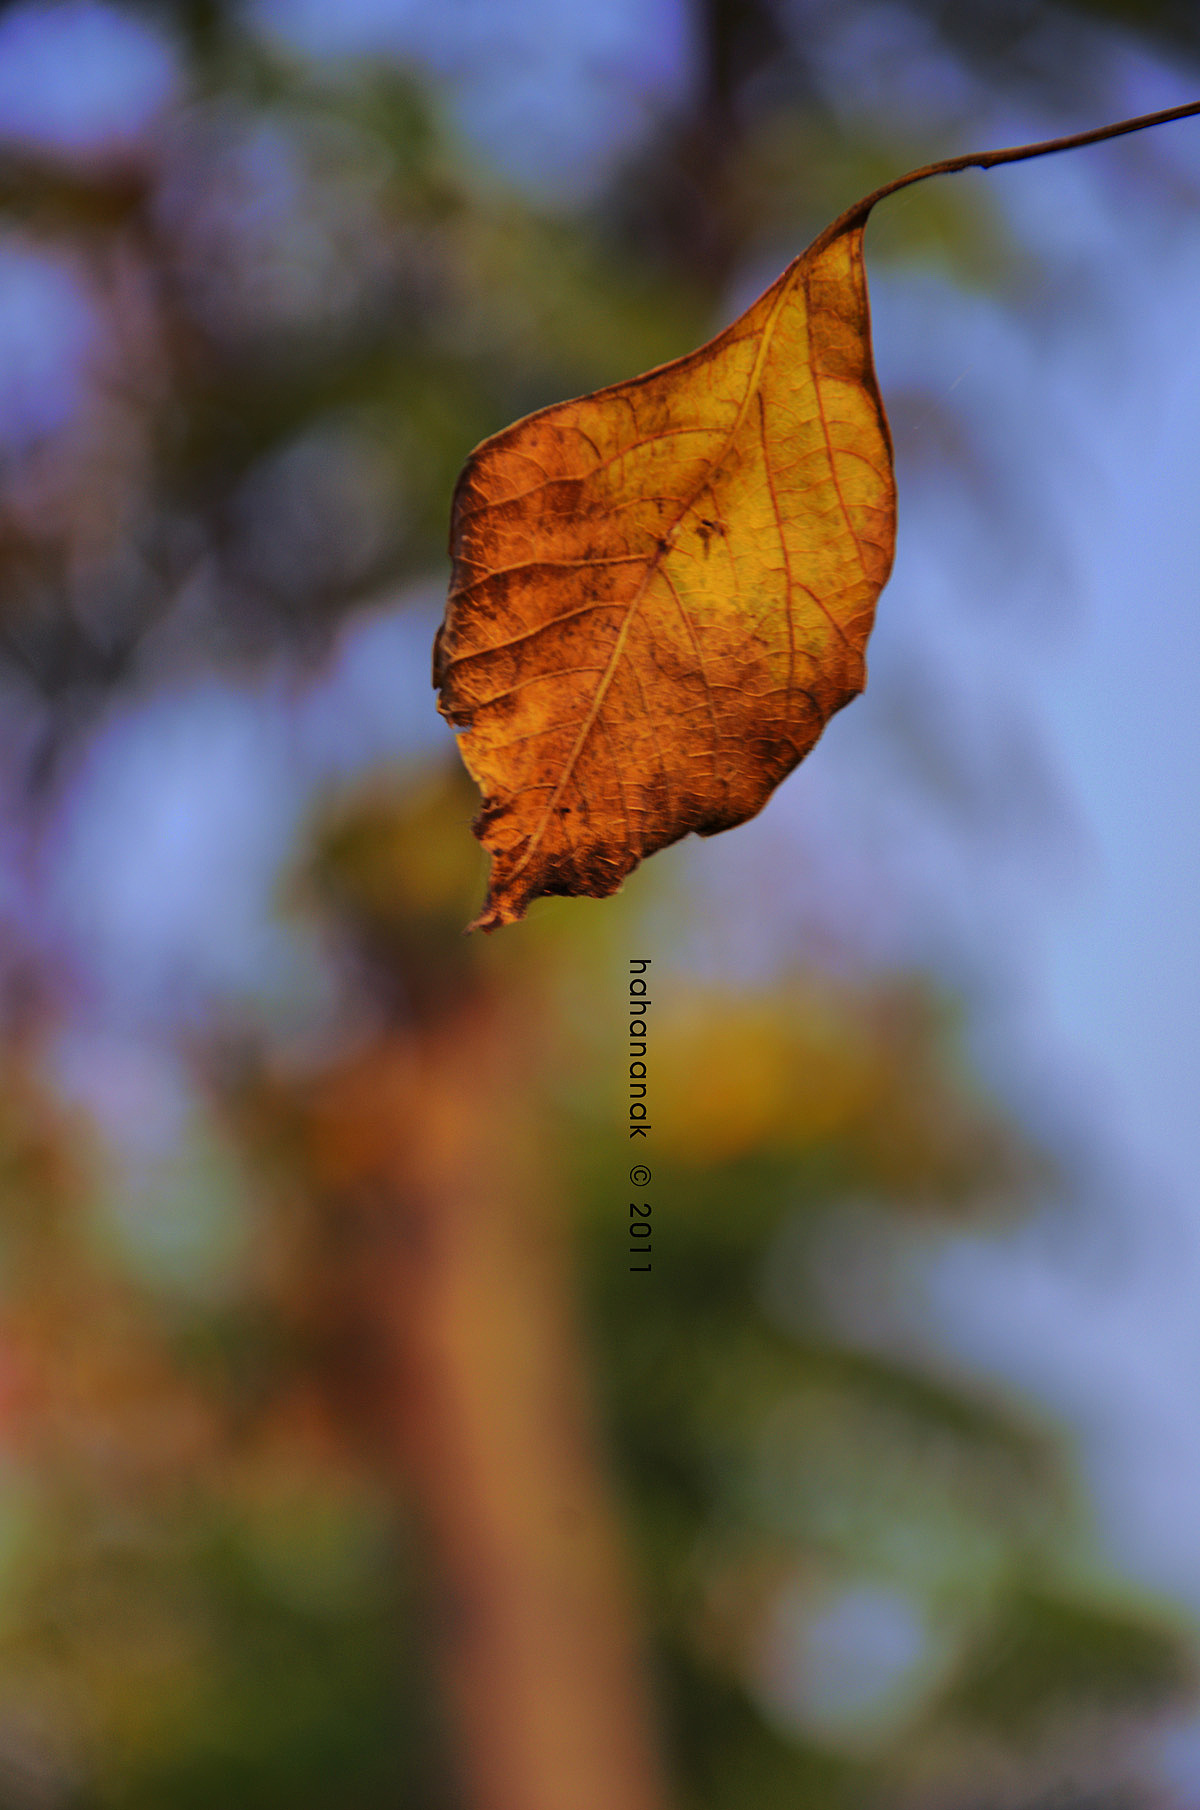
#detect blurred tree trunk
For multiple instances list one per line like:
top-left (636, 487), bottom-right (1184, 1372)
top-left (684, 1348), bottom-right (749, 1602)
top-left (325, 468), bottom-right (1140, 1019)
top-left (297, 993), bottom-right (669, 1810)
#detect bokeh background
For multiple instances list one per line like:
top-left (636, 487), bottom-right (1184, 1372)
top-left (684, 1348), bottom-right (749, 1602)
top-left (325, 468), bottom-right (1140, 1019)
top-left (0, 1), bottom-right (1198, 1805)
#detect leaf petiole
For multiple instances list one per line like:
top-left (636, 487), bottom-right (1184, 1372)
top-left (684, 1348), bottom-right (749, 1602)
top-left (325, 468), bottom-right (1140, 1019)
top-left (812, 97), bottom-right (1200, 254)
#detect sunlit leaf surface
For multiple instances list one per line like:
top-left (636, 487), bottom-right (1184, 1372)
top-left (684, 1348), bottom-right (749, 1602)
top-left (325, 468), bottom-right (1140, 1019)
top-left (435, 101), bottom-right (1200, 930)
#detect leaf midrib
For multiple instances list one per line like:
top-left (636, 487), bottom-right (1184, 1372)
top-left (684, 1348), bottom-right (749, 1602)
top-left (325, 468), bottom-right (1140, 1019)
top-left (503, 253), bottom-right (817, 887)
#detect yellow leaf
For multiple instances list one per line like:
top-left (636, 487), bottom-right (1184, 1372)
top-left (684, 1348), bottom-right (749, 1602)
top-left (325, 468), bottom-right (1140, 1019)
top-left (433, 103), bottom-right (1200, 931)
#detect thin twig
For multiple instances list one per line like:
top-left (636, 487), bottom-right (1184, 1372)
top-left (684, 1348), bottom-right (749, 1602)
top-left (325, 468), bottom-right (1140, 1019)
top-left (810, 98), bottom-right (1200, 254)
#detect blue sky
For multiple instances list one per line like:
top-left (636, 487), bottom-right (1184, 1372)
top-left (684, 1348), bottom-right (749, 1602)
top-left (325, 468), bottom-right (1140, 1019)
top-left (0, 0), bottom-right (177, 157)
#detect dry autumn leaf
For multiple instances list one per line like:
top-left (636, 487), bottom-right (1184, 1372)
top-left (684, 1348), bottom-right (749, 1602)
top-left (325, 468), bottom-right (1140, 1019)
top-left (434, 102), bottom-right (1200, 931)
